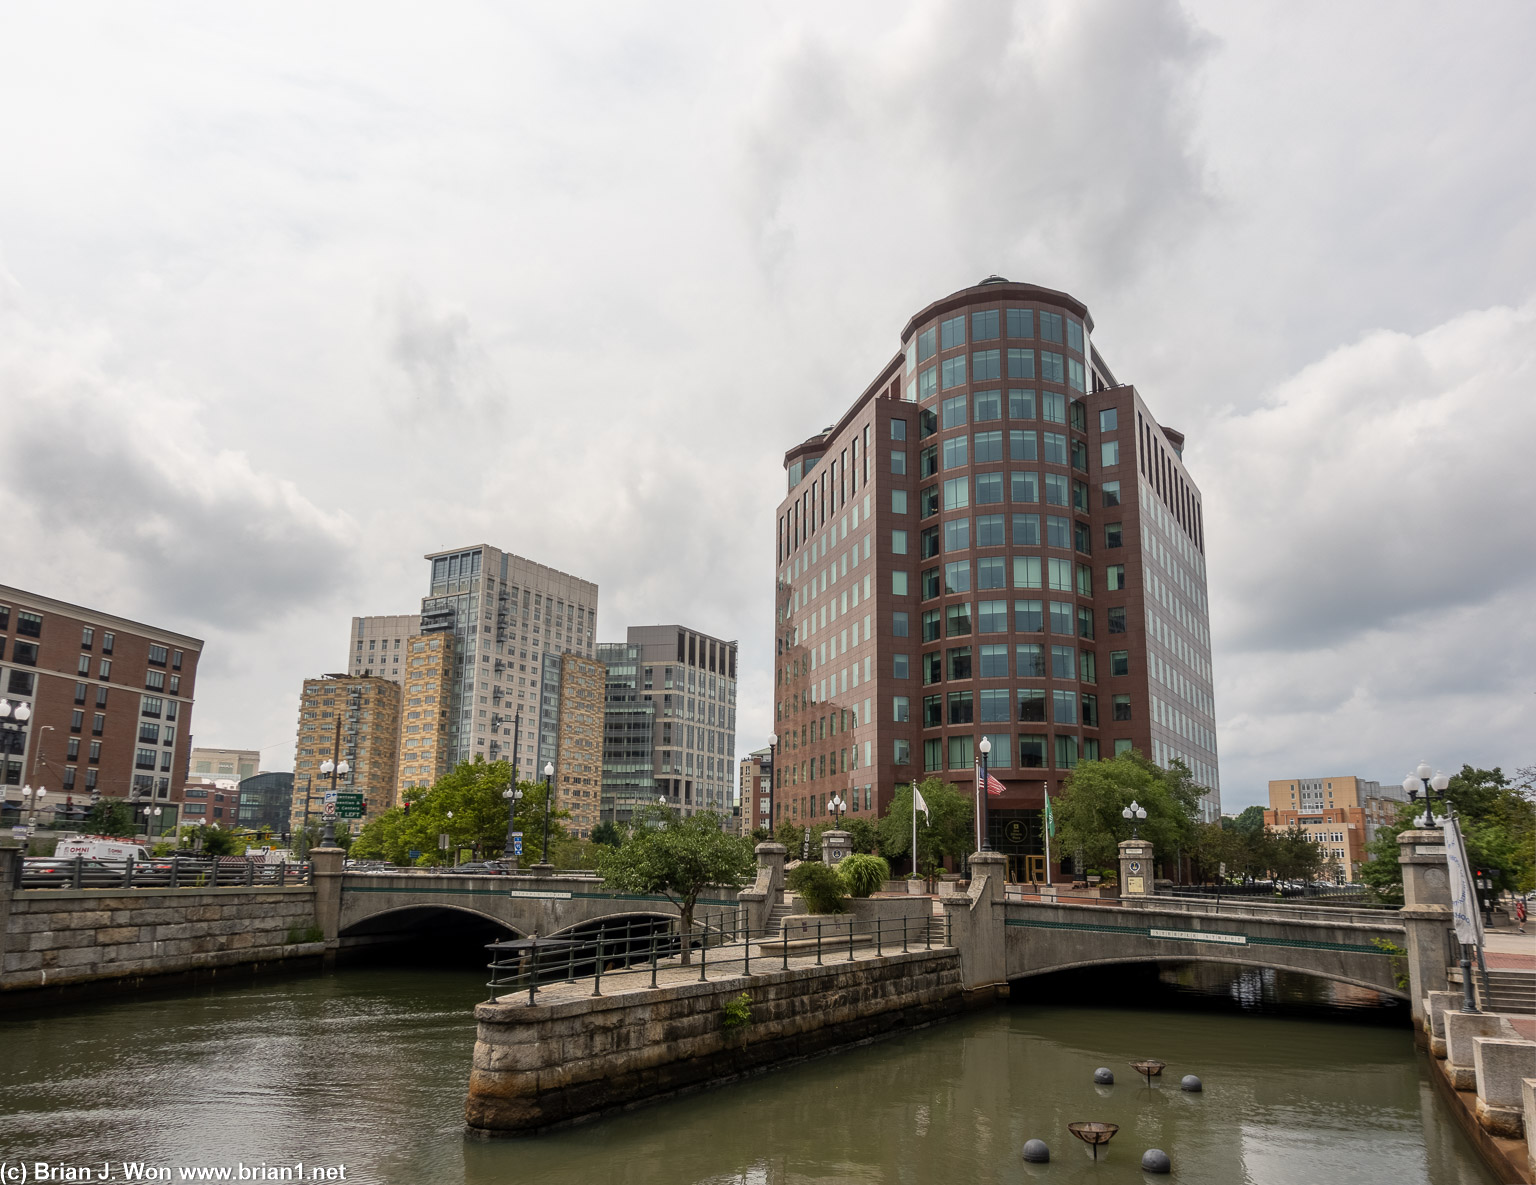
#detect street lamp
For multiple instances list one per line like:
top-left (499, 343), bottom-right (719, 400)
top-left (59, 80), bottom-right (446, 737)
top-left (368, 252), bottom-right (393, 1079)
top-left (1402, 761), bottom-right (1450, 827)
top-left (19, 784), bottom-right (46, 826)
top-left (978, 736), bottom-right (994, 851)
top-left (1122, 799), bottom-right (1147, 840)
top-left (767, 732), bottom-right (778, 833)
top-left (145, 805), bottom-right (162, 839)
top-left (318, 753), bottom-right (350, 846)
top-left (828, 792), bottom-right (845, 829)
top-left (502, 779), bottom-right (524, 867)
top-left (541, 761), bottom-right (554, 866)
top-left (0, 699), bottom-right (33, 722)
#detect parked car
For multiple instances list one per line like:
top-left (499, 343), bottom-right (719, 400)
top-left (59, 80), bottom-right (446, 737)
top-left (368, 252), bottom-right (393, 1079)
top-left (22, 856), bottom-right (122, 888)
top-left (446, 862), bottom-right (505, 876)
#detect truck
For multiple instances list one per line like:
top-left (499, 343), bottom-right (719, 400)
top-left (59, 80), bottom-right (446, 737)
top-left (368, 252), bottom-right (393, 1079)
top-left (53, 835), bottom-right (152, 862)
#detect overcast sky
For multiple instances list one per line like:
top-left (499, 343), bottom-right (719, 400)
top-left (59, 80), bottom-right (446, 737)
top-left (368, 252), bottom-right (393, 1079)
top-left (3, 1), bottom-right (1531, 810)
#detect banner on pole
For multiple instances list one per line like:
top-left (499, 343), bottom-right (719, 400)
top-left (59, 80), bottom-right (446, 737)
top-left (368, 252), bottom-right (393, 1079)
top-left (1443, 816), bottom-right (1484, 947)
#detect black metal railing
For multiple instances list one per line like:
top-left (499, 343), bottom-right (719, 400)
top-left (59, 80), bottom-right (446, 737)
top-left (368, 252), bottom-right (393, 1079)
top-left (16, 856), bottom-right (312, 891)
top-left (485, 909), bottom-right (954, 1004)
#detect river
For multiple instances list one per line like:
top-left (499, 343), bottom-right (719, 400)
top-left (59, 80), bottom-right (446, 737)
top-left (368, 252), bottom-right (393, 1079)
top-left (0, 964), bottom-right (1497, 1185)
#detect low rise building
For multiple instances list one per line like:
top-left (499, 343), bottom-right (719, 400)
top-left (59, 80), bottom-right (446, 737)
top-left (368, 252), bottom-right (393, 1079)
top-left (1263, 775), bottom-right (1408, 882)
top-left (189, 746), bottom-right (261, 782)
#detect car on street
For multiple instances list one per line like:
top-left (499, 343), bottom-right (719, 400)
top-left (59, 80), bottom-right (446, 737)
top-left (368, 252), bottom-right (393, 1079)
top-left (22, 856), bottom-right (123, 888)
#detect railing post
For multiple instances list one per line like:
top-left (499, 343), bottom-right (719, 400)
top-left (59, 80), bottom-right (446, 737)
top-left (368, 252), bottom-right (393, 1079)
top-left (876, 916), bottom-right (883, 956)
top-left (744, 922), bottom-right (752, 978)
top-left (170, 855), bottom-right (179, 889)
top-left (124, 855), bottom-right (135, 889)
top-left (782, 926), bottom-right (789, 971)
top-left (592, 934), bottom-right (604, 996)
top-left (901, 915), bottom-right (909, 953)
top-left (699, 922), bottom-right (709, 982)
top-left (925, 906), bottom-right (932, 950)
top-left (567, 936), bottom-right (576, 983)
top-left (847, 917), bottom-right (855, 962)
top-left (72, 855), bottom-right (83, 890)
top-left (246, 859), bottom-right (255, 887)
top-left (650, 931), bottom-right (659, 988)
top-left (816, 920), bottom-right (823, 966)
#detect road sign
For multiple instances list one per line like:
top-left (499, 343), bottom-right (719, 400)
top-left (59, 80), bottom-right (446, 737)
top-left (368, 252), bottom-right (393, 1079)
top-left (322, 790), bottom-right (337, 819)
top-left (512, 832), bottom-right (523, 857)
top-left (407, 850), bottom-right (421, 859)
top-left (336, 793), bottom-right (365, 819)
top-left (438, 832), bottom-right (450, 850)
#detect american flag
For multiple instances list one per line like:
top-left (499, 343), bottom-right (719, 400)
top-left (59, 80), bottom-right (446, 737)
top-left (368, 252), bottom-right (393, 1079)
top-left (976, 761), bottom-right (1006, 797)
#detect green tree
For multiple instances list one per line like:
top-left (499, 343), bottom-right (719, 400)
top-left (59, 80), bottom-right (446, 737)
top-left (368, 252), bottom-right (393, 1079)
top-left (590, 821), bottom-right (624, 848)
top-left (80, 799), bottom-right (137, 838)
top-left (875, 777), bottom-right (974, 876)
top-left (1224, 804), bottom-right (1268, 836)
top-left (595, 811), bottom-right (753, 964)
top-left (1266, 824), bottom-right (1324, 883)
top-left (1053, 752), bottom-right (1200, 872)
top-left (845, 817), bottom-right (880, 855)
top-left (774, 820), bottom-right (806, 855)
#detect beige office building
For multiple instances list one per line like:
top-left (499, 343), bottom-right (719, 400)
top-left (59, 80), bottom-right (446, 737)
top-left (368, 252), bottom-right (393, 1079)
top-left (290, 674), bottom-right (402, 834)
top-left (189, 747), bottom-right (261, 781)
top-left (397, 632), bottom-right (456, 794)
top-left (349, 614), bottom-right (423, 686)
top-left (554, 654), bottom-right (606, 839)
top-left (1263, 775), bottom-right (1408, 882)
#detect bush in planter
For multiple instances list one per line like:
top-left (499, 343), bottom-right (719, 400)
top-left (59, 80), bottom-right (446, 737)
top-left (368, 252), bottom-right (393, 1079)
top-left (838, 853), bottom-right (890, 898)
top-left (788, 861), bottom-right (849, 913)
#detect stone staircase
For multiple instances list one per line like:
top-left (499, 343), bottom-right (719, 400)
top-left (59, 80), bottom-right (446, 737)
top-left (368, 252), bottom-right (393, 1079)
top-left (764, 902), bottom-right (792, 938)
top-left (1473, 968), bottom-right (1536, 1014)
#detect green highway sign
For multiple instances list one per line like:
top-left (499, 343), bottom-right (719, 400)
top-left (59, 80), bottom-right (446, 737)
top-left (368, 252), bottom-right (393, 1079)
top-left (336, 794), bottom-right (366, 819)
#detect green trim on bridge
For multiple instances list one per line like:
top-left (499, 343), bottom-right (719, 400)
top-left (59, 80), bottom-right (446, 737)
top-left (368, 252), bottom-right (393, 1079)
top-left (339, 884), bottom-right (740, 908)
top-left (1004, 916), bottom-right (1389, 956)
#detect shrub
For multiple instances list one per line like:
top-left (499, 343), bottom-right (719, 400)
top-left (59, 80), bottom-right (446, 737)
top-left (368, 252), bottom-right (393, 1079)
top-left (788, 862), bottom-right (849, 914)
top-left (838, 853), bottom-right (890, 898)
top-left (721, 992), bottom-right (752, 1029)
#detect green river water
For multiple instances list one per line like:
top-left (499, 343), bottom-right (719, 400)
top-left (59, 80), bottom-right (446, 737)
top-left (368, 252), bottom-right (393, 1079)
top-left (0, 965), bottom-right (1498, 1185)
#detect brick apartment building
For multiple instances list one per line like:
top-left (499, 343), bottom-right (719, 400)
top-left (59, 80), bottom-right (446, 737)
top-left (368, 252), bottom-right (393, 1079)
top-left (772, 277), bottom-right (1220, 881)
top-left (1263, 774), bottom-right (1407, 882)
top-left (0, 584), bottom-right (202, 833)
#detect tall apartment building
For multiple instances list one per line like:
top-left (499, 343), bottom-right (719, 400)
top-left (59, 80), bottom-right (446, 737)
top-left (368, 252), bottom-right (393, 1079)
top-left (1263, 775), bottom-right (1407, 882)
top-left (553, 654), bottom-right (605, 839)
top-left (290, 674), bottom-right (402, 834)
top-left (189, 746), bottom-right (261, 781)
top-left (771, 277), bottom-right (1220, 881)
top-left (598, 625), bottom-right (738, 820)
top-left (0, 585), bottom-right (201, 832)
top-left (349, 614), bottom-right (423, 685)
top-left (416, 545), bottom-right (598, 779)
top-left (739, 747), bottom-right (772, 834)
top-left (397, 632), bottom-right (456, 793)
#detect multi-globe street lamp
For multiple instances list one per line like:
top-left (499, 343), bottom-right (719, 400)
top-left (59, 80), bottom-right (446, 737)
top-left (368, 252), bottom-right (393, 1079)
top-left (1402, 761), bottom-right (1450, 827)
top-left (766, 732), bottom-right (778, 835)
top-left (502, 779), bottom-right (524, 868)
top-left (828, 792), bottom-right (845, 830)
top-left (1122, 799), bottom-right (1147, 840)
top-left (318, 753), bottom-right (350, 846)
top-left (18, 784), bottom-right (46, 826)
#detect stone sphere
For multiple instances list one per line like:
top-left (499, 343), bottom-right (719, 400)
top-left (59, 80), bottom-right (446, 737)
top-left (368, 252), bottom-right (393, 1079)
top-left (1021, 1139), bottom-right (1050, 1163)
top-left (1141, 1148), bottom-right (1172, 1174)
top-left (1181, 1074), bottom-right (1203, 1092)
top-left (1093, 1067), bottom-right (1115, 1084)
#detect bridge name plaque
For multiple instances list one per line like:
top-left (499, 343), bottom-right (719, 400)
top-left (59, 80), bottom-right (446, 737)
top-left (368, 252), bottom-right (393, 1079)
top-left (1149, 928), bottom-right (1247, 946)
top-left (506, 890), bottom-right (573, 900)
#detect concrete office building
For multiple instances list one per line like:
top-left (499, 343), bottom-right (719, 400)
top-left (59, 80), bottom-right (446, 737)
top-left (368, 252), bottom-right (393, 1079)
top-left (1263, 775), bottom-right (1408, 882)
top-left (397, 632), bottom-right (456, 793)
top-left (289, 674), bottom-right (402, 834)
top-left (771, 277), bottom-right (1220, 881)
top-left (349, 614), bottom-right (423, 685)
top-left (416, 545), bottom-right (598, 779)
top-left (0, 585), bottom-right (201, 833)
top-left (189, 746), bottom-right (261, 781)
top-left (598, 626), bottom-right (738, 820)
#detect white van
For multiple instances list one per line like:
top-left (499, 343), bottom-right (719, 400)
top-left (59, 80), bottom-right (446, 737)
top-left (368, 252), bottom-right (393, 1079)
top-left (53, 835), bottom-right (152, 862)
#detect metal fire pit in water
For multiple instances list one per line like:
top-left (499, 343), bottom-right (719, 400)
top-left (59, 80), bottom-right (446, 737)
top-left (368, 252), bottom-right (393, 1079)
top-left (1131, 1058), bottom-right (1167, 1086)
top-left (1066, 1121), bottom-right (1120, 1161)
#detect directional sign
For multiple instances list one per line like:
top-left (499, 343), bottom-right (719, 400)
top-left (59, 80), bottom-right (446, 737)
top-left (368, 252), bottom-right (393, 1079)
top-left (511, 832), bottom-right (523, 857)
top-left (322, 790), bottom-right (338, 819)
top-left (336, 793), bottom-right (366, 819)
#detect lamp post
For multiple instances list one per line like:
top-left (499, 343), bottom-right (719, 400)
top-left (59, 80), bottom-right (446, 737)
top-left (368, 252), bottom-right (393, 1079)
top-left (541, 761), bottom-right (554, 866)
top-left (1402, 761), bottom-right (1450, 827)
top-left (828, 792), bottom-right (845, 830)
top-left (1, 701), bottom-right (33, 819)
top-left (502, 779), bottom-right (523, 869)
top-left (19, 784), bottom-right (46, 827)
top-left (978, 736), bottom-right (993, 851)
top-left (767, 733), bottom-right (778, 833)
top-left (1122, 799), bottom-right (1147, 840)
top-left (317, 752), bottom-right (350, 848)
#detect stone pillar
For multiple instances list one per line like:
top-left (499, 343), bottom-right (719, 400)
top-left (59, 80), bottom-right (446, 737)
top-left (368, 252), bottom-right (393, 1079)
top-left (943, 850), bottom-right (1007, 993)
top-left (310, 844), bottom-right (345, 943)
top-left (821, 830), bottom-right (851, 866)
top-left (1397, 828), bottom-right (1453, 1031)
top-left (0, 840), bottom-right (19, 979)
top-left (738, 842), bottom-right (787, 933)
top-left (1118, 839), bottom-right (1154, 899)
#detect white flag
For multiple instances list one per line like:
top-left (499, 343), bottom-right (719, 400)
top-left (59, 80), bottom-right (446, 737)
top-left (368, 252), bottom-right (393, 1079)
top-left (1443, 815), bottom-right (1484, 948)
top-left (913, 785), bottom-right (929, 822)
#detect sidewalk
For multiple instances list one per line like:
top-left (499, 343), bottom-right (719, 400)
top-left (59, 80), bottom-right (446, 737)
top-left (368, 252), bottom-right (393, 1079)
top-left (1482, 929), bottom-right (1535, 970)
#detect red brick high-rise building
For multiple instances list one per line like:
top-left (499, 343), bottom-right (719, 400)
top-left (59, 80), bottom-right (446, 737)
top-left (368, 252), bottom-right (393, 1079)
top-left (771, 277), bottom-right (1219, 879)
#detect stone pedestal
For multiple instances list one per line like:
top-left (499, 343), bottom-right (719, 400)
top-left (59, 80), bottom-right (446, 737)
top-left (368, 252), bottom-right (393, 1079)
top-left (821, 830), bottom-right (851, 866)
top-left (1473, 1038), bottom-right (1536, 1137)
top-left (309, 844), bottom-right (345, 943)
top-left (1446, 1011), bottom-right (1517, 1091)
top-left (1397, 828), bottom-right (1453, 1030)
top-left (739, 842), bottom-right (787, 933)
top-left (1424, 990), bottom-right (1463, 1057)
top-left (1118, 839), bottom-right (1154, 899)
top-left (942, 850), bottom-right (1007, 992)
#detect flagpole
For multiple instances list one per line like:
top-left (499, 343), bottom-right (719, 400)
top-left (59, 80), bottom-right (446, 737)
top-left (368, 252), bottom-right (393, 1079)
top-left (1043, 786), bottom-right (1052, 886)
top-left (911, 779), bottom-right (918, 881)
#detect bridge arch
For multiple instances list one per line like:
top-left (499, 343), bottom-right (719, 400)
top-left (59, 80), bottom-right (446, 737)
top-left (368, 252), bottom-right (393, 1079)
top-left (1007, 953), bottom-right (1409, 1002)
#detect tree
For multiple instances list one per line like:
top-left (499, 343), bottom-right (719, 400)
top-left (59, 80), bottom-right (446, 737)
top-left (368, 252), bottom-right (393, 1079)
top-left (845, 817), bottom-right (880, 855)
top-left (1224, 805), bottom-right (1268, 836)
top-left (595, 811), bottom-right (754, 964)
top-left (875, 777), bottom-right (974, 876)
top-left (1266, 824), bottom-right (1324, 883)
top-left (774, 820), bottom-right (805, 855)
top-left (80, 799), bottom-right (137, 838)
top-left (1053, 752), bottom-right (1200, 872)
top-left (590, 821), bottom-right (624, 848)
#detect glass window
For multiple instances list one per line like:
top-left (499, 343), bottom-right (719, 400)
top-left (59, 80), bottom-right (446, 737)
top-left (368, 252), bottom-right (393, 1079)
top-left (893, 654), bottom-right (910, 679)
top-left (1054, 735), bottom-right (1079, 769)
top-left (942, 436), bottom-right (968, 469)
top-left (941, 356), bottom-right (966, 389)
top-left (893, 611), bottom-right (910, 638)
top-left (920, 526), bottom-right (940, 558)
top-left (1078, 606), bottom-right (1095, 640)
top-left (1071, 400), bottom-right (1087, 432)
top-left (943, 478), bottom-right (969, 510)
top-left (972, 349), bottom-right (1001, 381)
top-left (1006, 308), bottom-right (1033, 338)
top-left (1047, 557), bottom-right (1073, 591)
top-left (1079, 650), bottom-right (1097, 684)
top-left (1106, 564), bottom-right (1126, 591)
top-left (941, 315), bottom-right (965, 350)
top-left (893, 696), bottom-right (910, 722)
top-left (920, 485), bottom-right (940, 517)
top-left (924, 738), bottom-right (943, 772)
top-left (978, 599), bottom-right (1008, 633)
top-left (893, 570), bottom-right (909, 596)
top-left (975, 472), bottom-right (1004, 504)
top-left (922, 567), bottom-right (941, 599)
top-left (944, 561), bottom-right (971, 594)
top-left (923, 693), bottom-right (943, 725)
top-left (1107, 607), bottom-right (1127, 634)
top-left (1101, 481), bottom-right (1121, 508)
top-left (1009, 389), bottom-right (1036, 419)
top-left (976, 514), bottom-right (1005, 547)
top-left (1067, 359), bottom-right (1085, 392)
top-left (1013, 556), bottom-right (1042, 589)
top-left (948, 734), bottom-right (973, 770)
top-left (1104, 522), bottom-right (1122, 548)
top-left (922, 609), bottom-right (941, 641)
top-left (1113, 694), bottom-right (1132, 721)
top-left (919, 444), bottom-right (937, 477)
top-left (976, 556), bottom-right (1006, 589)
top-left (1046, 515), bottom-right (1071, 549)
top-left (923, 653), bottom-right (943, 686)
top-left (945, 603), bottom-right (972, 637)
top-left (1099, 408), bottom-right (1118, 432)
top-left (1016, 645), bottom-right (1045, 678)
top-left (972, 309), bottom-right (1000, 341)
top-left (1040, 311), bottom-right (1063, 343)
top-left (941, 394), bottom-right (967, 429)
top-left (1114, 739), bottom-right (1133, 756)
top-left (1101, 440), bottom-right (1119, 467)
top-left (1042, 431), bottom-right (1067, 464)
top-left (919, 407), bottom-right (938, 438)
top-left (979, 688), bottom-right (1010, 722)
top-left (974, 389), bottom-right (1002, 421)
top-left (1049, 601), bottom-right (1073, 634)
top-left (919, 366), bottom-right (937, 400)
top-left (891, 419), bottom-right (907, 440)
top-left (1076, 563), bottom-right (1093, 597)
top-left (974, 430), bottom-right (1003, 463)
top-left (947, 647), bottom-right (973, 682)
top-left (891, 529), bottom-right (909, 555)
top-left (1009, 429), bottom-right (1038, 461)
top-left (979, 644), bottom-right (1008, 678)
top-left (892, 489), bottom-right (908, 514)
top-left (1074, 521), bottom-right (1093, 554)
top-left (891, 450), bottom-right (907, 474)
top-left (1071, 439), bottom-right (1089, 471)
top-left (1010, 471), bottom-right (1039, 503)
top-left (1110, 650), bottom-right (1130, 677)
top-left (1044, 473), bottom-right (1069, 506)
top-left (1042, 392), bottom-right (1065, 425)
top-left (894, 738), bottom-right (912, 765)
top-left (1014, 599), bottom-right (1043, 632)
top-left (1007, 348), bottom-right (1035, 379)
top-left (918, 326), bottom-right (937, 362)
top-left (1012, 513), bottom-right (1041, 546)
top-left (1019, 735), bottom-right (1046, 769)
top-left (1073, 479), bottom-right (1091, 514)
top-left (1018, 689), bottom-right (1046, 722)
top-left (1067, 319), bottom-right (1084, 352)
top-left (1052, 689), bottom-right (1077, 723)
